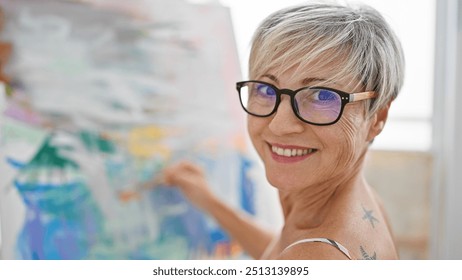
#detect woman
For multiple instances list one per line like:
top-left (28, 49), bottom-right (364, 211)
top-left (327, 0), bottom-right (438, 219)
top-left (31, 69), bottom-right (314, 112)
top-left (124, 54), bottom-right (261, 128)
top-left (163, 2), bottom-right (404, 260)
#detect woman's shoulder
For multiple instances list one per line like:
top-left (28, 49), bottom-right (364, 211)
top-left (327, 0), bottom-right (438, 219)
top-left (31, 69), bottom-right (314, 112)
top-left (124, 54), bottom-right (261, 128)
top-left (279, 216), bottom-right (397, 260)
top-left (280, 237), bottom-right (353, 259)
top-left (335, 203), bottom-right (397, 260)
top-left (279, 185), bottom-right (398, 260)
top-left (334, 185), bottom-right (397, 259)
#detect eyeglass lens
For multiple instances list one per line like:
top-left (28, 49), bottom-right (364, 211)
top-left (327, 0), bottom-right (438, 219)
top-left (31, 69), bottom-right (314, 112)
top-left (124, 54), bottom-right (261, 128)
top-left (239, 81), bottom-right (342, 124)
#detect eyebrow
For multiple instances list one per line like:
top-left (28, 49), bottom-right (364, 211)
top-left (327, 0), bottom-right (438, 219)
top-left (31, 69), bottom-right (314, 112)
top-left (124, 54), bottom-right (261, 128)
top-left (261, 74), bottom-right (326, 86)
top-left (302, 77), bottom-right (327, 85)
top-left (261, 74), bottom-right (279, 82)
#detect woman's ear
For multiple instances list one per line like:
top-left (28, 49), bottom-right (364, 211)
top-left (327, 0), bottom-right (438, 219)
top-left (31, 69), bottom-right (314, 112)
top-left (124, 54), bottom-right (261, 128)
top-left (367, 102), bottom-right (391, 142)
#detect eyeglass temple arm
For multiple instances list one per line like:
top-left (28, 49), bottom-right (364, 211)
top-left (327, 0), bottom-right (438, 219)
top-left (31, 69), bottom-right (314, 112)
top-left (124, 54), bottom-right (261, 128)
top-left (349, 91), bottom-right (377, 102)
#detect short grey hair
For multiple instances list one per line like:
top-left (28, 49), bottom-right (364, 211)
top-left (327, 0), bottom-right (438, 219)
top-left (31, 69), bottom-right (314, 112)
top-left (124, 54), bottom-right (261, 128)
top-left (249, 1), bottom-right (405, 115)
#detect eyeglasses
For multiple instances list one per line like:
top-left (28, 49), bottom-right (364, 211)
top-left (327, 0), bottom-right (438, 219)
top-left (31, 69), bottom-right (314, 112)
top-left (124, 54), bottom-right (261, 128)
top-left (236, 80), bottom-right (377, 126)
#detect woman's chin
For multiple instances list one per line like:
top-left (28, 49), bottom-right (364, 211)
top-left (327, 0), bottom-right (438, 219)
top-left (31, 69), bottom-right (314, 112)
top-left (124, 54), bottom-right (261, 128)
top-left (266, 173), bottom-right (304, 193)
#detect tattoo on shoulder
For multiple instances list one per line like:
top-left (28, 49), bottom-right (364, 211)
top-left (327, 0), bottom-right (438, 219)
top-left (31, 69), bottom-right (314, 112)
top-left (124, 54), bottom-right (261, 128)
top-left (362, 205), bottom-right (379, 228)
top-left (360, 246), bottom-right (377, 260)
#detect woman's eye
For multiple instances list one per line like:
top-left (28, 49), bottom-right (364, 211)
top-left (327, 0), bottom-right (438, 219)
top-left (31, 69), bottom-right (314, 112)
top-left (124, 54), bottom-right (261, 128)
top-left (256, 84), bottom-right (276, 96)
top-left (315, 89), bottom-right (337, 101)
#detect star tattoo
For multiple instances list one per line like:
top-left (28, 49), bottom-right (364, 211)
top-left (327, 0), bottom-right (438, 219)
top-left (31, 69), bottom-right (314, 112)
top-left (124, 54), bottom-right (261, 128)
top-left (362, 205), bottom-right (379, 228)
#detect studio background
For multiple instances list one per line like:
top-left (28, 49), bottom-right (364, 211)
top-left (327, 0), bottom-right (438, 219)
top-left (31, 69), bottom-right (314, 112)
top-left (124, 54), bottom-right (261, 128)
top-left (1, 0), bottom-right (461, 260)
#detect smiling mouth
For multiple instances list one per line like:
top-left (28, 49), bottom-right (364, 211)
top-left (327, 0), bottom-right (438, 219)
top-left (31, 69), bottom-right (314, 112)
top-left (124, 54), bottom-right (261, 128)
top-left (270, 145), bottom-right (317, 157)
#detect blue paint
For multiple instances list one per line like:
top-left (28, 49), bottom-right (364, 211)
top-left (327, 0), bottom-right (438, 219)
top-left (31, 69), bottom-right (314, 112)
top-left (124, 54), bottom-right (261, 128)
top-left (6, 157), bottom-right (27, 169)
top-left (239, 155), bottom-right (256, 215)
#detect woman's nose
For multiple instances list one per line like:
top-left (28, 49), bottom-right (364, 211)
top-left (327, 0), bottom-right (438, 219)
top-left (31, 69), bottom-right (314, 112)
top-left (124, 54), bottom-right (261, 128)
top-left (268, 96), bottom-right (305, 136)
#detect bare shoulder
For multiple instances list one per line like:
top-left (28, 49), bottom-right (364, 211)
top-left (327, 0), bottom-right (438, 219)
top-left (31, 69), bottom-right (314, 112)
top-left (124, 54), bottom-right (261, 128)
top-left (278, 239), bottom-right (352, 260)
top-left (277, 185), bottom-right (398, 260)
top-left (337, 186), bottom-right (398, 260)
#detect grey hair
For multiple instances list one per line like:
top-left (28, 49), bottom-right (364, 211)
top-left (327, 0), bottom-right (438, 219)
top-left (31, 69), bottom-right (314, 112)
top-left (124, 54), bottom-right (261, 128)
top-left (249, 1), bottom-right (405, 115)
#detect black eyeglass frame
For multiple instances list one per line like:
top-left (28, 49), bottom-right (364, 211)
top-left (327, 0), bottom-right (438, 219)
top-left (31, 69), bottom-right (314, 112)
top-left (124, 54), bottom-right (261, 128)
top-left (236, 80), bottom-right (377, 126)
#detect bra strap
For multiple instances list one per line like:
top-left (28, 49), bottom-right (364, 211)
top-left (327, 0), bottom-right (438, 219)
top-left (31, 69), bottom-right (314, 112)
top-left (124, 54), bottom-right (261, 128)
top-left (282, 237), bottom-right (352, 259)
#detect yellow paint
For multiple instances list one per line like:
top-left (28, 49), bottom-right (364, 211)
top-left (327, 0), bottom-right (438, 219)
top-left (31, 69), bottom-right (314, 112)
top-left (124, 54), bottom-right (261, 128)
top-left (127, 126), bottom-right (171, 159)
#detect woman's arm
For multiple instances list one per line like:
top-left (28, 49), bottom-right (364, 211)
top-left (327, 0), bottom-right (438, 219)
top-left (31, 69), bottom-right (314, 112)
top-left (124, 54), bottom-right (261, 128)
top-left (162, 160), bottom-right (274, 259)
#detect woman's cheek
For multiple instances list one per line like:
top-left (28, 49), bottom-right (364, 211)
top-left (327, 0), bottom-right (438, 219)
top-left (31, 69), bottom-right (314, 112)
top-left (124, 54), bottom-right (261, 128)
top-left (329, 116), bottom-right (364, 169)
top-left (247, 116), bottom-right (265, 153)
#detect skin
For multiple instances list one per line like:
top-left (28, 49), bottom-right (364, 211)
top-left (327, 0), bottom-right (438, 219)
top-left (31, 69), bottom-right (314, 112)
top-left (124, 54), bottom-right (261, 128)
top-left (162, 62), bottom-right (398, 260)
top-left (247, 66), bottom-right (396, 260)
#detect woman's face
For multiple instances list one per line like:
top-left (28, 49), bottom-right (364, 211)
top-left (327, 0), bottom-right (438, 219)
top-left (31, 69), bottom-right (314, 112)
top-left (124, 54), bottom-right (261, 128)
top-left (247, 64), bottom-right (383, 192)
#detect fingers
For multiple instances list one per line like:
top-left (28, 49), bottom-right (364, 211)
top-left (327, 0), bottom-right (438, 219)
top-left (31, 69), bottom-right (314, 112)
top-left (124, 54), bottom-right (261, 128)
top-left (160, 160), bottom-right (215, 210)
top-left (168, 161), bottom-right (204, 174)
top-left (162, 160), bottom-right (204, 186)
top-left (180, 161), bottom-right (204, 174)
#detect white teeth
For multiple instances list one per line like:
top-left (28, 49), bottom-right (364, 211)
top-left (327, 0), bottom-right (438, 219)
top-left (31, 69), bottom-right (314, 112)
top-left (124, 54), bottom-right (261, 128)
top-left (271, 145), bottom-right (315, 157)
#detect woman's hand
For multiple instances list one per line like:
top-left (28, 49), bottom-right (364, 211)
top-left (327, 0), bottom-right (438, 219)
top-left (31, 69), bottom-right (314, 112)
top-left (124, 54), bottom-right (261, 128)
top-left (163, 160), bottom-right (274, 259)
top-left (162, 160), bottom-right (216, 211)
